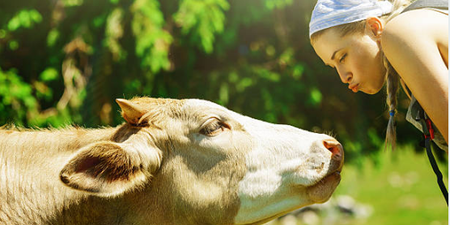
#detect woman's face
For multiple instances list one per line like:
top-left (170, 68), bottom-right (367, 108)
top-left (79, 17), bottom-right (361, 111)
top-left (312, 27), bottom-right (386, 95)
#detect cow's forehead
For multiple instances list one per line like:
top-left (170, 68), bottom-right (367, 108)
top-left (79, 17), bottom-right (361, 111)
top-left (129, 97), bottom-right (225, 113)
top-left (127, 97), bottom-right (186, 119)
top-left (128, 98), bottom-right (233, 127)
top-left (154, 98), bottom-right (231, 117)
top-left (129, 97), bottom-right (185, 109)
top-left (184, 99), bottom-right (228, 111)
top-left (182, 99), bottom-right (240, 121)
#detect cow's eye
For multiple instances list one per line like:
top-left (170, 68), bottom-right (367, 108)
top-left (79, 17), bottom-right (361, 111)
top-left (200, 119), bottom-right (229, 136)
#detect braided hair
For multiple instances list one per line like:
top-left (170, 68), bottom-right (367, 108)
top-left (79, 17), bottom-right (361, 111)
top-left (383, 58), bottom-right (400, 150)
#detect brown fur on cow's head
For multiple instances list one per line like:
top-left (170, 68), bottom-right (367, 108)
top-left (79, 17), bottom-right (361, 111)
top-left (60, 98), bottom-right (164, 196)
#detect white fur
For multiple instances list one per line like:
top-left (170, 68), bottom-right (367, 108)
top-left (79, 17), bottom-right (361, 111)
top-left (234, 116), bottom-right (335, 224)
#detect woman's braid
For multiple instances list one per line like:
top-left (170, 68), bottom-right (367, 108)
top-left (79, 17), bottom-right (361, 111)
top-left (384, 56), bottom-right (400, 150)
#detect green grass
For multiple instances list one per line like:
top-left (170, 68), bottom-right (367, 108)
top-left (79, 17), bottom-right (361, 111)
top-left (267, 145), bottom-right (448, 225)
top-left (336, 145), bottom-right (448, 225)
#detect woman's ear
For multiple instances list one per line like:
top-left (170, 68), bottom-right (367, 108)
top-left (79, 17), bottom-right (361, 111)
top-left (365, 17), bottom-right (383, 39)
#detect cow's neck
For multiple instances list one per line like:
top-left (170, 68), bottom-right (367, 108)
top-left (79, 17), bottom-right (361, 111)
top-left (0, 126), bottom-right (127, 225)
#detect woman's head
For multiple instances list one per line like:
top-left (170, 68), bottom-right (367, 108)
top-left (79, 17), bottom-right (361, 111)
top-left (309, 0), bottom-right (411, 149)
top-left (309, 0), bottom-right (409, 95)
top-left (311, 18), bottom-right (386, 94)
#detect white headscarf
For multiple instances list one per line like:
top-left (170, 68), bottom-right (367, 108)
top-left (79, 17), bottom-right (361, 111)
top-left (309, 0), bottom-right (393, 37)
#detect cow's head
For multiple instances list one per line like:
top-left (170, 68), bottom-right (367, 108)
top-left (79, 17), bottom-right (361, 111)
top-left (60, 97), bottom-right (343, 224)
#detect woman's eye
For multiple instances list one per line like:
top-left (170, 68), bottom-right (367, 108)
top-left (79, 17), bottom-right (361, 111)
top-left (339, 53), bottom-right (347, 63)
top-left (200, 120), bottom-right (228, 136)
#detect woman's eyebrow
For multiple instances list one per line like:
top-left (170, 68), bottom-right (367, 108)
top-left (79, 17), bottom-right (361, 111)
top-left (330, 48), bottom-right (343, 61)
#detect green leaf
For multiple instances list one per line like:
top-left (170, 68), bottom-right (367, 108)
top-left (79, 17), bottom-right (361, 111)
top-left (265, 45), bottom-right (276, 57)
top-left (292, 64), bottom-right (304, 80)
top-left (0, 30), bottom-right (6, 39)
top-left (39, 68), bottom-right (59, 82)
top-left (29, 10), bottom-right (43, 23)
top-left (47, 29), bottom-right (60, 47)
top-left (309, 88), bottom-right (322, 105)
top-left (264, 0), bottom-right (293, 10)
top-left (219, 83), bottom-right (229, 104)
top-left (62, 0), bottom-right (84, 7)
top-left (131, 0), bottom-right (173, 73)
top-left (9, 40), bottom-right (19, 50)
top-left (93, 15), bottom-right (107, 28)
top-left (7, 17), bottom-right (20, 31)
top-left (7, 10), bottom-right (42, 31)
top-left (0, 68), bottom-right (38, 124)
top-left (174, 0), bottom-right (229, 54)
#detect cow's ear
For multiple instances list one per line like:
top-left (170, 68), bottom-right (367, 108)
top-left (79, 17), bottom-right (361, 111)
top-left (116, 98), bottom-right (147, 126)
top-left (60, 138), bottom-right (162, 197)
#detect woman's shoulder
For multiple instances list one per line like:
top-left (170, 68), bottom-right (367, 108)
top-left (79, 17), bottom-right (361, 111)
top-left (382, 9), bottom-right (447, 50)
top-left (383, 9), bottom-right (447, 39)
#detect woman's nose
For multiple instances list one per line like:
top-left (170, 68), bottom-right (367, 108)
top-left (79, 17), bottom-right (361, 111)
top-left (337, 69), bottom-right (352, 84)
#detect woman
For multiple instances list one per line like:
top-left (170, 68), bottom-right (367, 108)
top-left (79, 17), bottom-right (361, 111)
top-left (309, 0), bottom-right (448, 150)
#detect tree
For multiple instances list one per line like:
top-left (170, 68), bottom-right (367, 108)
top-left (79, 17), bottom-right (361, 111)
top-left (0, 0), bottom-right (419, 163)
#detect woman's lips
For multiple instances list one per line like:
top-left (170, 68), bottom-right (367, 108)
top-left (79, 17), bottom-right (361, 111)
top-left (349, 84), bottom-right (359, 93)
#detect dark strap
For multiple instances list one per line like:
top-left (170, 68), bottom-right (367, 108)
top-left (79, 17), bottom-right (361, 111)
top-left (416, 106), bottom-right (448, 205)
top-left (424, 138), bottom-right (449, 205)
top-left (403, 0), bottom-right (448, 13)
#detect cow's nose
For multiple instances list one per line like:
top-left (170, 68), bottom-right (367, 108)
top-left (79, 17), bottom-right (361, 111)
top-left (323, 139), bottom-right (344, 161)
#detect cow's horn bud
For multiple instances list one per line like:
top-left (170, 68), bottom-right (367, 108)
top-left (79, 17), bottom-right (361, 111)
top-left (116, 98), bottom-right (145, 126)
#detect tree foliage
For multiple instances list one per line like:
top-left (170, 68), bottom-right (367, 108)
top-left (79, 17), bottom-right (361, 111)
top-left (0, 0), bottom-right (421, 163)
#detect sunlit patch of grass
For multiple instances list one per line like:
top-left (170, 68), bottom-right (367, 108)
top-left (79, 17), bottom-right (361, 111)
top-left (341, 144), bottom-right (447, 225)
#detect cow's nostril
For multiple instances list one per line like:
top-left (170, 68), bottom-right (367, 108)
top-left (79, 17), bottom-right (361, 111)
top-left (323, 139), bottom-right (343, 159)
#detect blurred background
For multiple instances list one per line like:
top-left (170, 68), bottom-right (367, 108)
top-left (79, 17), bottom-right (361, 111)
top-left (0, 0), bottom-right (447, 224)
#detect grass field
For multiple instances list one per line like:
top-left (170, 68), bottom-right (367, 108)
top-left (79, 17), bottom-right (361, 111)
top-left (266, 145), bottom-right (448, 225)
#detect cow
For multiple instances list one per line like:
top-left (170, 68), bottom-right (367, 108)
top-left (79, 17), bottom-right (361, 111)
top-left (0, 97), bottom-right (344, 225)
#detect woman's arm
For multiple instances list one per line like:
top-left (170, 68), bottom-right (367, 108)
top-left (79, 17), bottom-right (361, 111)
top-left (381, 9), bottom-right (448, 143)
